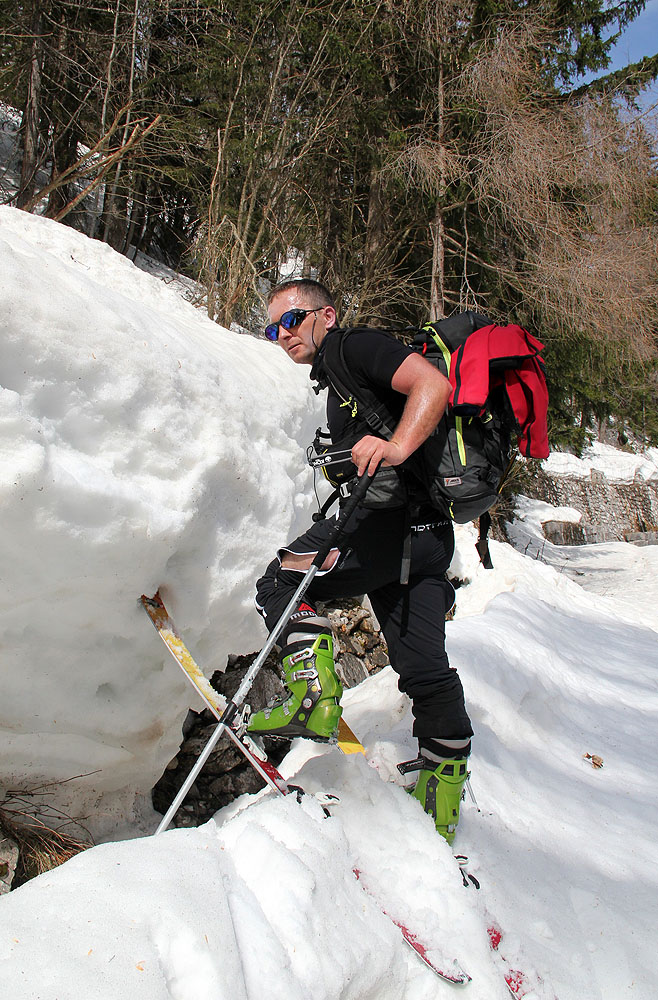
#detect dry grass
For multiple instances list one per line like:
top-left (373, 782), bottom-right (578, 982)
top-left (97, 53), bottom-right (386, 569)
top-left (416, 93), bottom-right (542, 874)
top-left (0, 781), bottom-right (92, 888)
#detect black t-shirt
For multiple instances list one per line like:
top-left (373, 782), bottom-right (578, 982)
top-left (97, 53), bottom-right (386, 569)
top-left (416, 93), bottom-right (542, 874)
top-left (319, 327), bottom-right (413, 446)
top-left (311, 326), bottom-right (440, 517)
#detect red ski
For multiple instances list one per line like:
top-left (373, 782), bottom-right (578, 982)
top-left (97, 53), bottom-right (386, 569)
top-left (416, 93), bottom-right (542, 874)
top-left (488, 920), bottom-right (558, 998)
top-left (353, 868), bottom-right (471, 985)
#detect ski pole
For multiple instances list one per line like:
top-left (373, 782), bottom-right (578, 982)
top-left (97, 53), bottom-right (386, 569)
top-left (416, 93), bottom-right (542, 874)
top-left (155, 468), bottom-right (376, 835)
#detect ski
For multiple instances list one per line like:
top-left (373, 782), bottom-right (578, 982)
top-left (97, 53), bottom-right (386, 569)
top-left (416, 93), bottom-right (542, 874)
top-left (141, 592), bottom-right (292, 796)
top-left (141, 591), bottom-right (467, 985)
top-left (488, 923), bottom-right (529, 997)
top-left (141, 591), bottom-right (364, 758)
top-left (487, 921), bottom-right (557, 999)
top-left (336, 716), bottom-right (366, 755)
top-left (353, 868), bottom-right (471, 985)
top-left (456, 856), bottom-right (558, 998)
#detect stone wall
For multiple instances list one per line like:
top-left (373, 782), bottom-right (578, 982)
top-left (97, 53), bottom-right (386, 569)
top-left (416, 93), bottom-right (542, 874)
top-left (522, 467), bottom-right (658, 543)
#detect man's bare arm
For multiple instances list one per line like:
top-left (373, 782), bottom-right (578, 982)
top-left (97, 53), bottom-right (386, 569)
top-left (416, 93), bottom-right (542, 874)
top-left (351, 353), bottom-right (451, 477)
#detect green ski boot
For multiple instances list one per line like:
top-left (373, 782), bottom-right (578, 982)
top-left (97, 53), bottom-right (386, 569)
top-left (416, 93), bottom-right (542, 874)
top-left (248, 613), bottom-right (342, 742)
top-left (412, 758), bottom-right (469, 845)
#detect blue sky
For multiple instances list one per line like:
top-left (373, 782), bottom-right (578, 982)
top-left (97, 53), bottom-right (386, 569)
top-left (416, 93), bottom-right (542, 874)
top-left (576, 1), bottom-right (658, 105)
top-left (604, 0), bottom-right (658, 72)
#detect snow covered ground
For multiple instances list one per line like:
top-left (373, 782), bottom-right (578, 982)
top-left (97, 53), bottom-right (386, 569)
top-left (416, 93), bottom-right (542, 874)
top-left (1, 208), bottom-right (657, 999)
top-left (543, 441), bottom-right (658, 483)
top-left (510, 496), bottom-right (658, 631)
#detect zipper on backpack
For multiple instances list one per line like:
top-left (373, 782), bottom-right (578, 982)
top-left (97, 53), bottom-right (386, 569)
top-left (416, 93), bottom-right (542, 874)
top-left (455, 415), bottom-right (467, 467)
top-left (426, 327), bottom-right (452, 377)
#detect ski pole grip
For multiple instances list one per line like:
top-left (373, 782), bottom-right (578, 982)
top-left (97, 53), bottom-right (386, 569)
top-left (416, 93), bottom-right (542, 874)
top-left (311, 468), bottom-right (376, 568)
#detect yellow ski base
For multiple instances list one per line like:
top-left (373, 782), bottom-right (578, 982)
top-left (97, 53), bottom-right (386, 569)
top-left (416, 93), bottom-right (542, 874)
top-left (141, 591), bottom-right (227, 719)
top-left (337, 717), bottom-right (365, 755)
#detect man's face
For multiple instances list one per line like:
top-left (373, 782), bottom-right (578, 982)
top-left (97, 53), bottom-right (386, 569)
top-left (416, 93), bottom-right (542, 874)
top-left (267, 288), bottom-right (336, 366)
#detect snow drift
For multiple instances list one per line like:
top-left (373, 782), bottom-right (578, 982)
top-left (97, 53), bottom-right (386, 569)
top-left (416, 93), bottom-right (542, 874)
top-left (0, 207), bottom-right (322, 836)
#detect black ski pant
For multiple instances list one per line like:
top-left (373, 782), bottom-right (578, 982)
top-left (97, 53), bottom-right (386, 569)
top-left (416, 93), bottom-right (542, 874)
top-left (255, 505), bottom-right (473, 750)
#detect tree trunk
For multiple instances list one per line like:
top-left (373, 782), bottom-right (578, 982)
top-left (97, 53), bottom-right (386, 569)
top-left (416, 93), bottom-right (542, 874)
top-left (45, 128), bottom-right (80, 219)
top-left (102, 0), bottom-right (139, 245)
top-left (363, 167), bottom-right (387, 324)
top-left (89, 0), bottom-right (123, 239)
top-left (121, 174), bottom-right (145, 256)
top-left (17, 0), bottom-right (43, 210)
top-left (429, 61), bottom-right (447, 321)
top-left (323, 158), bottom-right (342, 274)
top-left (429, 199), bottom-right (446, 321)
top-left (104, 178), bottom-right (129, 250)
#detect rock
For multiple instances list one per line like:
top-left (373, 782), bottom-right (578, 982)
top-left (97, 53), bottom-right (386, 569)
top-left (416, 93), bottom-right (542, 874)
top-left (333, 635), bottom-right (346, 656)
top-left (343, 633), bottom-right (366, 657)
top-left (151, 650), bottom-right (290, 827)
top-left (210, 650), bottom-right (285, 709)
top-left (542, 520), bottom-right (588, 546)
top-left (625, 530), bottom-right (658, 546)
top-left (366, 648), bottom-right (390, 669)
top-left (319, 598), bottom-right (389, 686)
top-left (336, 652), bottom-right (369, 687)
top-left (344, 609), bottom-right (370, 634)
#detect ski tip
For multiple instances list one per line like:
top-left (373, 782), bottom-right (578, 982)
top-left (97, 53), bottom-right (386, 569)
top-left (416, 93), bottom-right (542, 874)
top-left (140, 591), bottom-right (164, 610)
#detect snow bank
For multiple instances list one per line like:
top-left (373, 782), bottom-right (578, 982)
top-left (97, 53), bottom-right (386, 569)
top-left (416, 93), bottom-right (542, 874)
top-left (0, 207), bottom-right (323, 835)
top-left (0, 731), bottom-right (509, 1000)
top-left (441, 526), bottom-right (658, 998)
top-left (544, 440), bottom-right (658, 482)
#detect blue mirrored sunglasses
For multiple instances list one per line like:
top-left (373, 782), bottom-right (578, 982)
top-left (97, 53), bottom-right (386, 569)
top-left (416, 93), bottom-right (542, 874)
top-left (264, 307), bottom-right (322, 342)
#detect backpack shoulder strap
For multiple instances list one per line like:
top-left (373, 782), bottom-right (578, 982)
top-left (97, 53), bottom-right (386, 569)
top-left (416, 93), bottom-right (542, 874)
top-left (317, 328), bottom-right (397, 439)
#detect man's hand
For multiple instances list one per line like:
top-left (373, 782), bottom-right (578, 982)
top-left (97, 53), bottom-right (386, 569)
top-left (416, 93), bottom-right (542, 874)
top-left (351, 435), bottom-right (406, 477)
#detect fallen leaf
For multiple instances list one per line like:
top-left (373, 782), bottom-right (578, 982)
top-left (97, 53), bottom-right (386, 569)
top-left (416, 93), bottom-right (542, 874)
top-left (583, 753), bottom-right (604, 769)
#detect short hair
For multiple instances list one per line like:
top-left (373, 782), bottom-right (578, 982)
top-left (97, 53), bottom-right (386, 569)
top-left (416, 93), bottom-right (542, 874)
top-left (268, 278), bottom-right (335, 310)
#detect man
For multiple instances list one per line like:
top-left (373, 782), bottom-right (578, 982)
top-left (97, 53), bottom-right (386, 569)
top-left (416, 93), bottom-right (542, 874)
top-left (248, 278), bottom-right (473, 843)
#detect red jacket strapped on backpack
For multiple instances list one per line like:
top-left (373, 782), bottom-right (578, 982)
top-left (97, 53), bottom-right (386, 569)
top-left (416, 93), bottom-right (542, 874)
top-left (449, 324), bottom-right (550, 459)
